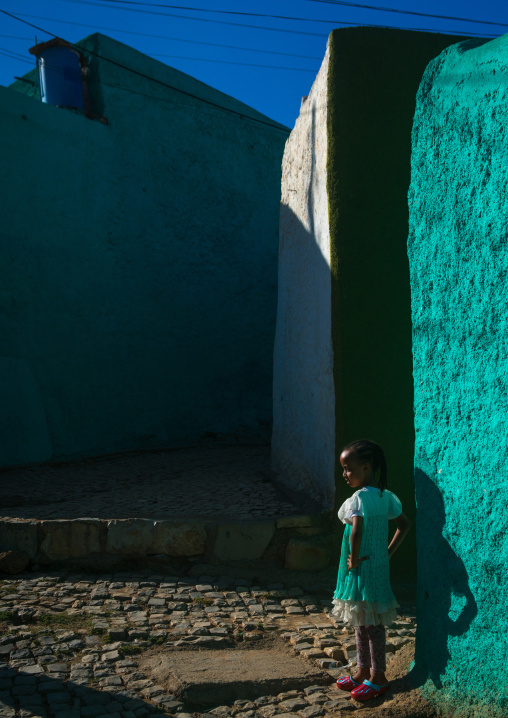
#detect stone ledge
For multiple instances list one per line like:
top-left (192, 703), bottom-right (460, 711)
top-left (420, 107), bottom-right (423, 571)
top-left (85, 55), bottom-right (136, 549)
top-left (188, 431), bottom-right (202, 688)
top-left (0, 519), bottom-right (38, 558)
top-left (213, 523), bottom-right (275, 561)
top-left (276, 514), bottom-right (331, 529)
top-left (0, 512), bottom-right (335, 569)
top-left (40, 519), bottom-right (106, 560)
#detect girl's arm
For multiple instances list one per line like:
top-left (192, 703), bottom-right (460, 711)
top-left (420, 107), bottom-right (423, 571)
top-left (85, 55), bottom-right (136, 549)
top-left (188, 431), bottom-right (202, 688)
top-left (348, 515), bottom-right (368, 569)
top-left (388, 513), bottom-right (411, 559)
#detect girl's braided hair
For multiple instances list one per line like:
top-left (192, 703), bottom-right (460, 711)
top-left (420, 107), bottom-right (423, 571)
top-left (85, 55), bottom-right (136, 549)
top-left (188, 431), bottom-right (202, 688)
top-left (342, 438), bottom-right (387, 494)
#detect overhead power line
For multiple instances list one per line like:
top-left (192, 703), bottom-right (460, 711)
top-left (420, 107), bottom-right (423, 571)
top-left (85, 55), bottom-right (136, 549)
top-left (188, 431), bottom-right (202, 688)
top-left (0, 34), bottom-right (33, 40)
top-left (47, 0), bottom-right (498, 37)
top-left (0, 43), bottom-right (316, 74)
top-left (50, 1), bottom-right (330, 38)
top-left (151, 54), bottom-right (317, 71)
top-left (63, 0), bottom-right (508, 29)
top-left (0, 9), bottom-right (291, 134)
top-left (0, 47), bottom-right (35, 64)
top-left (306, 0), bottom-right (508, 28)
top-left (60, 0), bottom-right (370, 24)
top-left (59, 0), bottom-right (507, 31)
top-left (12, 15), bottom-right (323, 60)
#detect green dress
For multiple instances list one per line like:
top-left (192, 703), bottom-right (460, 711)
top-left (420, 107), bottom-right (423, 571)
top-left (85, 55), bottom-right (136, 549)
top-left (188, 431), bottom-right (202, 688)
top-left (332, 486), bottom-right (402, 626)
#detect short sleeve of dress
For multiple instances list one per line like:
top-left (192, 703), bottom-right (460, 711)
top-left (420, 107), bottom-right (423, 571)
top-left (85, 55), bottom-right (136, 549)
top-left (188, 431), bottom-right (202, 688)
top-left (387, 491), bottom-right (403, 519)
top-left (338, 492), bottom-right (364, 525)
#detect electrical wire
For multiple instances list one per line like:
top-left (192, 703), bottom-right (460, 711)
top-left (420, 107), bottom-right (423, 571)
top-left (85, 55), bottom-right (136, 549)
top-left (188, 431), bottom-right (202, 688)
top-left (59, 0), bottom-right (365, 24)
top-left (1, 39), bottom-right (317, 73)
top-left (62, 0), bottom-right (508, 29)
top-left (55, 0), bottom-right (508, 32)
top-left (6, 18), bottom-right (323, 60)
top-left (11, 12), bottom-right (494, 42)
top-left (40, 2), bottom-right (331, 38)
top-left (150, 54), bottom-right (317, 71)
top-left (0, 22), bottom-right (321, 75)
top-left (0, 47), bottom-right (35, 64)
top-left (306, 0), bottom-right (508, 28)
top-left (0, 21), bottom-right (321, 72)
top-left (0, 10), bottom-right (291, 134)
top-left (0, 35), bottom-right (34, 40)
top-left (37, 0), bottom-right (498, 38)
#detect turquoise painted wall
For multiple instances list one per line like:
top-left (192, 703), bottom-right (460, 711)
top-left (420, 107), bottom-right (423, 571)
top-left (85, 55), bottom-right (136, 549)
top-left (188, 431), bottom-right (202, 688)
top-left (409, 35), bottom-right (508, 717)
top-left (0, 34), bottom-right (288, 466)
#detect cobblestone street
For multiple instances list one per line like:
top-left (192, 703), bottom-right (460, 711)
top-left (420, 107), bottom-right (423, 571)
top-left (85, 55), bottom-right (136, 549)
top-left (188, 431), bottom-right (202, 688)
top-left (0, 444), bottom-right (420, 716)
top-left (0, 445), bottom-right (315, 522)
top-left (0, 569), bottom-right (416, 718)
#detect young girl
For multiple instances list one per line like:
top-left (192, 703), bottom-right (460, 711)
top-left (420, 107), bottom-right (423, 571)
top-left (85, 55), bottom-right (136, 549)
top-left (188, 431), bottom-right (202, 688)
top-left (333, 439), bottom-right (411, 701)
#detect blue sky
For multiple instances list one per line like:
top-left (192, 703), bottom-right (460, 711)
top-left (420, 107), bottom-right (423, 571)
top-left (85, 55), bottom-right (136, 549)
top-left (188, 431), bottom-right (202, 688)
top-left (1, 0), bottom-right (507, 127)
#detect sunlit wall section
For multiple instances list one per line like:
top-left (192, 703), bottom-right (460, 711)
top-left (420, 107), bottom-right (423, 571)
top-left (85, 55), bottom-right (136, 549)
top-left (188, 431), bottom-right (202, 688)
top-left (272, 45), bottom-right (335, 509)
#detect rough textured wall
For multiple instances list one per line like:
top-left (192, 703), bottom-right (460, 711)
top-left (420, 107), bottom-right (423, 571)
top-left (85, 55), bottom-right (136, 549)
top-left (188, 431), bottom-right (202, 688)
top-left (0, 33), bottom-right (288, 465)
top-left (327, 28), bottom-right (467, 575)
top-left (272, 47), bottom-right (335, 509)
top-left (409, 35), bottom-right (508, 717)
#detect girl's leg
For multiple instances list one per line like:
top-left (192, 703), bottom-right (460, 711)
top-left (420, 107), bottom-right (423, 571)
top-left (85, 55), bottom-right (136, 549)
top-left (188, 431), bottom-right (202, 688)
top-left (352, 626), bottom-right (371, 683)
top-left (366, 624), bottom-right (388, 685)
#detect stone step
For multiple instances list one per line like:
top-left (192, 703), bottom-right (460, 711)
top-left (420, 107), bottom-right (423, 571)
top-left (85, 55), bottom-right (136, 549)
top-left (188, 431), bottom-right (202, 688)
top-left (138, 648), bottom-right (332, 708)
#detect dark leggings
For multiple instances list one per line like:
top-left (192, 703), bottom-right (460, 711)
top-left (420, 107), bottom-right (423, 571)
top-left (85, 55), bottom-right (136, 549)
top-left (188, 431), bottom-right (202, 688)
top-left (355, 624), bottom-right (386, 674)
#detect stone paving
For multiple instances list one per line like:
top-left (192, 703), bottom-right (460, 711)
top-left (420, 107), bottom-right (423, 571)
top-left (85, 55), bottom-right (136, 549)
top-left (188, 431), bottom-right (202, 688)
top-left (0, 445), bottom-right (318, 522)
top-left (0, 569), bottom-right (416, 718)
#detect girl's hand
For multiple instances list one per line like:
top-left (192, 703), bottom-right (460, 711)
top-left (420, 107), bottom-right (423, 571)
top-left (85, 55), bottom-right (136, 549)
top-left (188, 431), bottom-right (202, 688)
top-left (347, 554), bottom-right (369, 570)
top-left (388, 513), bottom-right (411, 560)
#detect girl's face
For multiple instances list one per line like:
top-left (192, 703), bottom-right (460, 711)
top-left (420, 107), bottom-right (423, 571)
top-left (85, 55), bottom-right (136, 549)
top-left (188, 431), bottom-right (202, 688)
top-left (340, 450), bottom-right (372, 488)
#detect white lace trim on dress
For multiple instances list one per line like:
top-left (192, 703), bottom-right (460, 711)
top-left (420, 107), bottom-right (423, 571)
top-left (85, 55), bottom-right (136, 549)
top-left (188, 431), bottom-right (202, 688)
top-left (331, 598), bottom-right (398, 627)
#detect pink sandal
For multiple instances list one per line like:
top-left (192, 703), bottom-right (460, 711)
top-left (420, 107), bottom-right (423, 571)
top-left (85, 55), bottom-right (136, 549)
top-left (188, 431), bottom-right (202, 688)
top-left (336, 676), bottom-right (361, 691)
top-left (350, 679), bottom-right (389, 701)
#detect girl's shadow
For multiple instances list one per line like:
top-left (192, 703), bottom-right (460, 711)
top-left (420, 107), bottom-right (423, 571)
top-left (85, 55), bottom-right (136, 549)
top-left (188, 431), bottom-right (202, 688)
top-left (350, 471), bottom-right (476, 710)
top-left (410, 469), bottom-right (477, 689)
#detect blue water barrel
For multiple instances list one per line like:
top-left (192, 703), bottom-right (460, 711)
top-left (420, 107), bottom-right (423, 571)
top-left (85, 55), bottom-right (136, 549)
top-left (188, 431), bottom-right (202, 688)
top-left (38, 46), bottom-right (84, 110)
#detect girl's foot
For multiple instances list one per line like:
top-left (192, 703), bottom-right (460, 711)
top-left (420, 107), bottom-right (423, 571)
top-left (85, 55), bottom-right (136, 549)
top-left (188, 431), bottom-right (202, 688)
top-left (352, 667), bottom-right (371, 684)
top-left (370, 672), bottom-right (388, 686)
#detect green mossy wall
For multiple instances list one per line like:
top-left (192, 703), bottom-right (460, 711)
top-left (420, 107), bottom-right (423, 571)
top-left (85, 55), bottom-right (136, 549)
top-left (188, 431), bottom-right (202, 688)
top-left (326, 28), bottom-right (467, 579)
top-left (409, 35), bottom-right (508, 716)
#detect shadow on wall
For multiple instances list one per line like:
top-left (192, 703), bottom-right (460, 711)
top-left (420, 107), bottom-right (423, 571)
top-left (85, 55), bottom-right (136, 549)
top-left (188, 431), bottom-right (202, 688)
top-left (274, 113), bottom-right (336, 510)
top-left (413, 470), bottom-right (477, 689)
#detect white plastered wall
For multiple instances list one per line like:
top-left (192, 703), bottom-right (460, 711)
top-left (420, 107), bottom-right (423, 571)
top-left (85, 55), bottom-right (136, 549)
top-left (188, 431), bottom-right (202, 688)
top-left (272, 44), bottom-right (335, 509)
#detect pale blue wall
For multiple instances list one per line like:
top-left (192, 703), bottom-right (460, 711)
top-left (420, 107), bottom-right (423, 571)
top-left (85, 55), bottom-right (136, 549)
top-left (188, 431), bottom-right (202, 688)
top-left (409, 35), bottom-right (508, 717)
top-left (0, 34), bottom-right (288, 465)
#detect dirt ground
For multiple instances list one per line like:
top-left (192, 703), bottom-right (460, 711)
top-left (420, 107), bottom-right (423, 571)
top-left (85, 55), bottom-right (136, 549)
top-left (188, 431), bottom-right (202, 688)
top-left (140, 638), bottom-right (330, 707)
